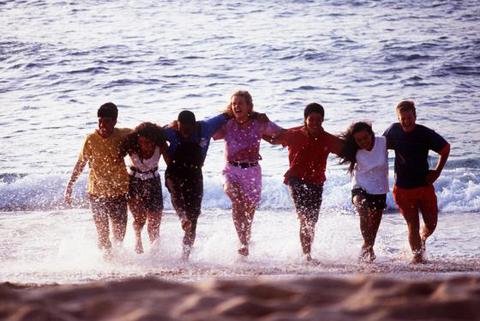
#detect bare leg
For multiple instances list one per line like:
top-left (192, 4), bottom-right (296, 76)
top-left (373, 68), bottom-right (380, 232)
top-left (369, 210), bottom-right (383, 245)
top-left (226, 182), bottom-right (256, 256)
top-left (400, 207), bottom-right (424, 264)
top-left (180, 218), bottom-right (198, 260)
top-left (167, 177), bottom-right (189, 258)
top-left (419, 202), bottom-right (438, 252)
top-left (354, 196), bottom-right (383, 262)
top-left (359, 209), bottom-right (383, 262)
top-left (288, 180), bottom-right (323, 262)
top-left (93, 213), bottom-right (112, 250)
top-left (234, 204), bottom-right (255, 256)
top-left (90, 198), bottom-right (115, 259)
top-left (299, 216), bottom-right (315, 260)
top-left (355, 196), bottom-right (374, 259)
top-left (129, 199), bottom-right (146, 254)
top-left (147, 210), bottom-right (162, 243)
top-left (167, 176), bottom-right (203, 260)
top-left (110, 202), bottom-right (128, 246)
top-left (111, 216), bottom-right (127, 245)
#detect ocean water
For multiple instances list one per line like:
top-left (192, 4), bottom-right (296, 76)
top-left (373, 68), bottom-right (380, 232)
top-left (1, 1), bottom-right (479, 283)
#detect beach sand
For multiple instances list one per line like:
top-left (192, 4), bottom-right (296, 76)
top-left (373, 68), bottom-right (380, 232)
top-left (2, 273), bottom-right (480, 321)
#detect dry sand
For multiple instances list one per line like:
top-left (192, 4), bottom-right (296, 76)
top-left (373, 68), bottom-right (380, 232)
top-left (2, 273), bottom-right (480, 321)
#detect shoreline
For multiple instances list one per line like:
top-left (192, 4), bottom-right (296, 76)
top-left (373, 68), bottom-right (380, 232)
top-left (2, 255), bottom-right (480, 286)
top-left (1, 208), bottom-right (479, 286)
top-left (3, 257), bottom-right (480, 289)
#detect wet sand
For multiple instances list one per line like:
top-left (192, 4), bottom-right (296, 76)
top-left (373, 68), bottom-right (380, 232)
top-left (2, 273), bottom-right (480, 321)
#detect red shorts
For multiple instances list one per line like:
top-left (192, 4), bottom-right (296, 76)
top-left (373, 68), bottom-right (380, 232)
top-left (393, 184), bottom-right (438, 218)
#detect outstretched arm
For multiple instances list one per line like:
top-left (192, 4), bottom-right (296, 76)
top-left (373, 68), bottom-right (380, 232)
top-left (160, 141), bottom-right (171, 166)
top-left (165, 120), bottom-right (179, 130)
top-left (426, 143), bottom-right (450, 184)
top-left (203, 113), bottom-right (231, 138)
top-left (263, 129), bottom-right (287, 145)
top-left (261, 119), bottom-right (286, 145)
top-left (64, 158), bottom-right (87, 206)
top-left (329, 135), bottom-right (346, 157)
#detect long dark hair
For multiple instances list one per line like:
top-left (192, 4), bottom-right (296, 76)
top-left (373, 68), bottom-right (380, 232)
top-left (121, 122), bottom-right (166, 157)
top-left (339, 122), bottom-right (374, 174)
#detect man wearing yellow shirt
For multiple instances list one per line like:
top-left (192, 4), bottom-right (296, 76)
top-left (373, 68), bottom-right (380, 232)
top-left (65, 102), bottom-right (131, 255)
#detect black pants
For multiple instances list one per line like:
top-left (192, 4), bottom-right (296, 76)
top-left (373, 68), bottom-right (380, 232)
top-left (288, 178), bottom-right (323, 223)
top-left (165, 169), bottom-right (203, 222)
top-left (128, 175), bottom-right (163, 212)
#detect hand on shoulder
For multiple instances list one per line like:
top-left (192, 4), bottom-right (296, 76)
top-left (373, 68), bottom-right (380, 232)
top-left (250, 112), bottom-right (270, 123)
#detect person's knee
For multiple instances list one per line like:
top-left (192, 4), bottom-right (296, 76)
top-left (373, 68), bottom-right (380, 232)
top-left (112, 214), bottom-right (127, 233)
top-left (189, 218), bottom-right (198, 232)
top-left (114, 214), bottom-right (128, 225)
top-left (149, 212), bottom-right (161, 223)
top-left (168, 188), bottom-right (182, 204)
top-left (353, 195), bottom-right (367, 210)
top-left (165, 177), bottom-right (176, 191)
top-left (400, 205), bottom-right (418, 220)
top-left (406, 221), bottom-right (420, 231)
top-left (95, 222), bottom-right (109, 235)
top-left (93, 212), bottom-right (107, 223)
top-left (132, 211), bottom-right (146, 223)
top-left (402, 214), bottom-right (419, 230)
top-left (133, 219), bottom-right (146, 231)
top-left (111, 203), bottom-right (128, 221)
top-left (242, 199), bottom-right (256, 213)
top-left (181, 217), bottom-right (195, 232)
top-left (421, 203), bottom-right (438, 232)
top-left (93, 214), bottom-right (110, 232)
top-left (424, 218), bottom-right (437, 233)
top-left (225, 183), bottom-right (239, 200)
top-left (228, 183), bottom-right (252, 205)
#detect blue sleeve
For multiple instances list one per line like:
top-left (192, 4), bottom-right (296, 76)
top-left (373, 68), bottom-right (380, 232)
top-left (201, 114), bottom-right (228, 139)
top-left (163, 127), bottom-right (176, 143)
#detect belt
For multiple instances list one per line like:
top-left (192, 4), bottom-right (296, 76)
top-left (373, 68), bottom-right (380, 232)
top-left (229, 161), bottom-right (259, 168)
top-left (128, 166), bottom-right (159, 180)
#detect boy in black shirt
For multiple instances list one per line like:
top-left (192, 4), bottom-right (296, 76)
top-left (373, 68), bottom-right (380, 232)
top-left (383, 100), bottom-right (450, 264)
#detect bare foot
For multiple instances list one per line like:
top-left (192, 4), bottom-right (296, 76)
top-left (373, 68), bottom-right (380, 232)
top-left (359, 246), bottom-right (376, 263)
top-left (135, 239), bottom-right (144, 254)
top-left (102, 248), bottom-right (113, 261)
top-left (182, 245), bottom-right (191, 261)
top-left (238, 245), bottom-right (249, 256)
top-left (304, 254), bottom-right (321, 265)
top-left (410, 252), bottom-right (425, 264)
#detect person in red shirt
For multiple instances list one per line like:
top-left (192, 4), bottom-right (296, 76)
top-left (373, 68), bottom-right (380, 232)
top-left (270, 103), bottom-right (344, 262)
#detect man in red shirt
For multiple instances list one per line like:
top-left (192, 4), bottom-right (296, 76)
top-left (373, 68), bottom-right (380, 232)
top-left (271, 103), bottom-right (343, 262)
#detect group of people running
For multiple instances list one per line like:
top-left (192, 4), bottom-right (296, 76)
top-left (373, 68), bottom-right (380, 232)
top-left (64, 90), bottom-right (450, 264)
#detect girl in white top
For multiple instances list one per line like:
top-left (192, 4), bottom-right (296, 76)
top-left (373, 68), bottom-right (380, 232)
top-left (340, 122), bottom-right (389, 262)
top-left (127, 147), bottom-right (161, 178)
top-left (352, 135), bottom-right (389, 195)
top-left (121, 122), bottom-right (168, 254)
